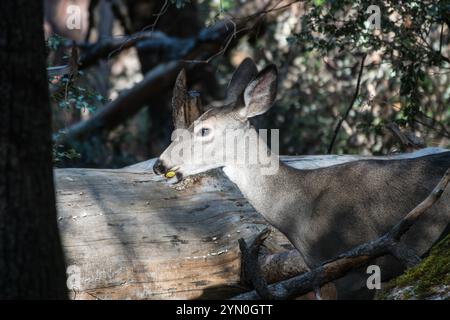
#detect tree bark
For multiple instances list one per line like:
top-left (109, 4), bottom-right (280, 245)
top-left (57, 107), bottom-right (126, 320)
top-left (0, 0), bottom-right (67, 299)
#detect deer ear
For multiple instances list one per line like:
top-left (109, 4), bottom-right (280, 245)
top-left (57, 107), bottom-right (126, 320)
top-left (238, 65), bottom-right (278, 119)
top-left (226, 57), bottom-right (258, 103)
top-left (172, 69), bottom-right (202, 129)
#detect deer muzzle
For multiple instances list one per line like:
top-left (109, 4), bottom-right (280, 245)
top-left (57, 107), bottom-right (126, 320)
top-left (153, 159), bottom-right (183, 184)
top-left (153, 159), bottom-right (167, 175)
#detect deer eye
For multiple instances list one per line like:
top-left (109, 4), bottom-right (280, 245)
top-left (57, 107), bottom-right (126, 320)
top-left (199, 127), bottom-right (210, 137)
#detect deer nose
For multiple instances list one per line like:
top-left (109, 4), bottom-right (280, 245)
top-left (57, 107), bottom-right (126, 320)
top-left (153, 159), bottom-right (167, 175)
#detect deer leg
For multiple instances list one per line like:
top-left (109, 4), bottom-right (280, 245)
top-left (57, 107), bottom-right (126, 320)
top-left (239, 229), bottom-right (337, 300)
top-left (306, 263), bottom-right (329, 300)
top-left (389, 242), bottom-right (421, 268)
top-left (238, 228), bottom-right (279, 300)
top-left (314, 287), bottom-right (323, 300)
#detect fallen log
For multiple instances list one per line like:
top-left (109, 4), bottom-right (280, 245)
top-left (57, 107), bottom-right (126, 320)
top-left (55, 148), bottom-right (447, 299)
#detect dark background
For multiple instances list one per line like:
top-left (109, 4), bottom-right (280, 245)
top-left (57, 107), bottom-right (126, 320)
top-left (45, 0), bottom-right (450, 168)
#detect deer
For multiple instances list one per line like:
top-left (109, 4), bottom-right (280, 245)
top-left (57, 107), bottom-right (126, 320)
top-left (153, 58), bottom-right (450, 299)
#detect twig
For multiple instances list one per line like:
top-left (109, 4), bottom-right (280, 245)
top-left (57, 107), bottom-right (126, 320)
top-left (78, 0), bottom-right (301, 67)
top-left (232, 168), bottom-right (450, 300)
top-left (58, 20), bottom-right (240, 143)
top-left (183, 0), bottom-right (299, 64)
top-left (64, 43), bottom-right (79, 101)
top-left (182, 23), bottom-right (251, 64)
top-left (231, 0), bottom-right (301, 22)
top-left (414, 119), bottom-right (450, 139)
top-left (106, 0), bottom-right (169, 60)
top-left (327, 53), bottom-right (367, 154)
top-left (385, 122), bottom-right (425, 152)
top-left (58, 1), bottom-right (296, 142)
top-left (57, 60), bottom-right (181, 143)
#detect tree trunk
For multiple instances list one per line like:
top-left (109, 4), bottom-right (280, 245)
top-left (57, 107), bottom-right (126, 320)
top-left (0, 0), bottom-right (67, 299)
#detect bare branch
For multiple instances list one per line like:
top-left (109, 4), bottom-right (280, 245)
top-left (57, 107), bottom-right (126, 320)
top-left (106, 0), bottom-right (169, 60)
top-left (77, 0), bottom-right (301, 68)
top-left (183, 0), bottom-right (301, 64)
top-left (58, 1), bottom-right (300, 143)
top-left (327, 53), bottom-right (367, 154)
top-left (57, 20), bottom-right (240, 143)
top-left (57, 60), bottom-right (181, 143)
top-left (385, 122), bottom-right (425, 152)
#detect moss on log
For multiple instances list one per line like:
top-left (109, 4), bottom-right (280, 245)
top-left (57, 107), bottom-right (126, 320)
top-left (378, 234), bottom-right (450, 300)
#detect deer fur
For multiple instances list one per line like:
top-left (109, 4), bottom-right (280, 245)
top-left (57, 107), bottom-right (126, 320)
top-left (154, 58), bottom-right (450, 298)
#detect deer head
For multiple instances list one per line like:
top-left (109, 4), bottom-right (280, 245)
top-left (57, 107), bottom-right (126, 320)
top-left (153, 58), bottom-right (278, 183)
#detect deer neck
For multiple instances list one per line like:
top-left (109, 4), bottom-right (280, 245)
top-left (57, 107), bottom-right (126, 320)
top-left (221, 128), bottom-right (311, 231)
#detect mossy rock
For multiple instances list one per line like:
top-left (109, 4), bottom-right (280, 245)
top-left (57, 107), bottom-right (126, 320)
top-left (377, 233), bottom-right (450, 300)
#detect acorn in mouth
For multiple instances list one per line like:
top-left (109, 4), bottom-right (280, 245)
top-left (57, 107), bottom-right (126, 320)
top-left (164, 169), bottom-right (182, 184)
top-left (165, 171), bottom-right (176, 179)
